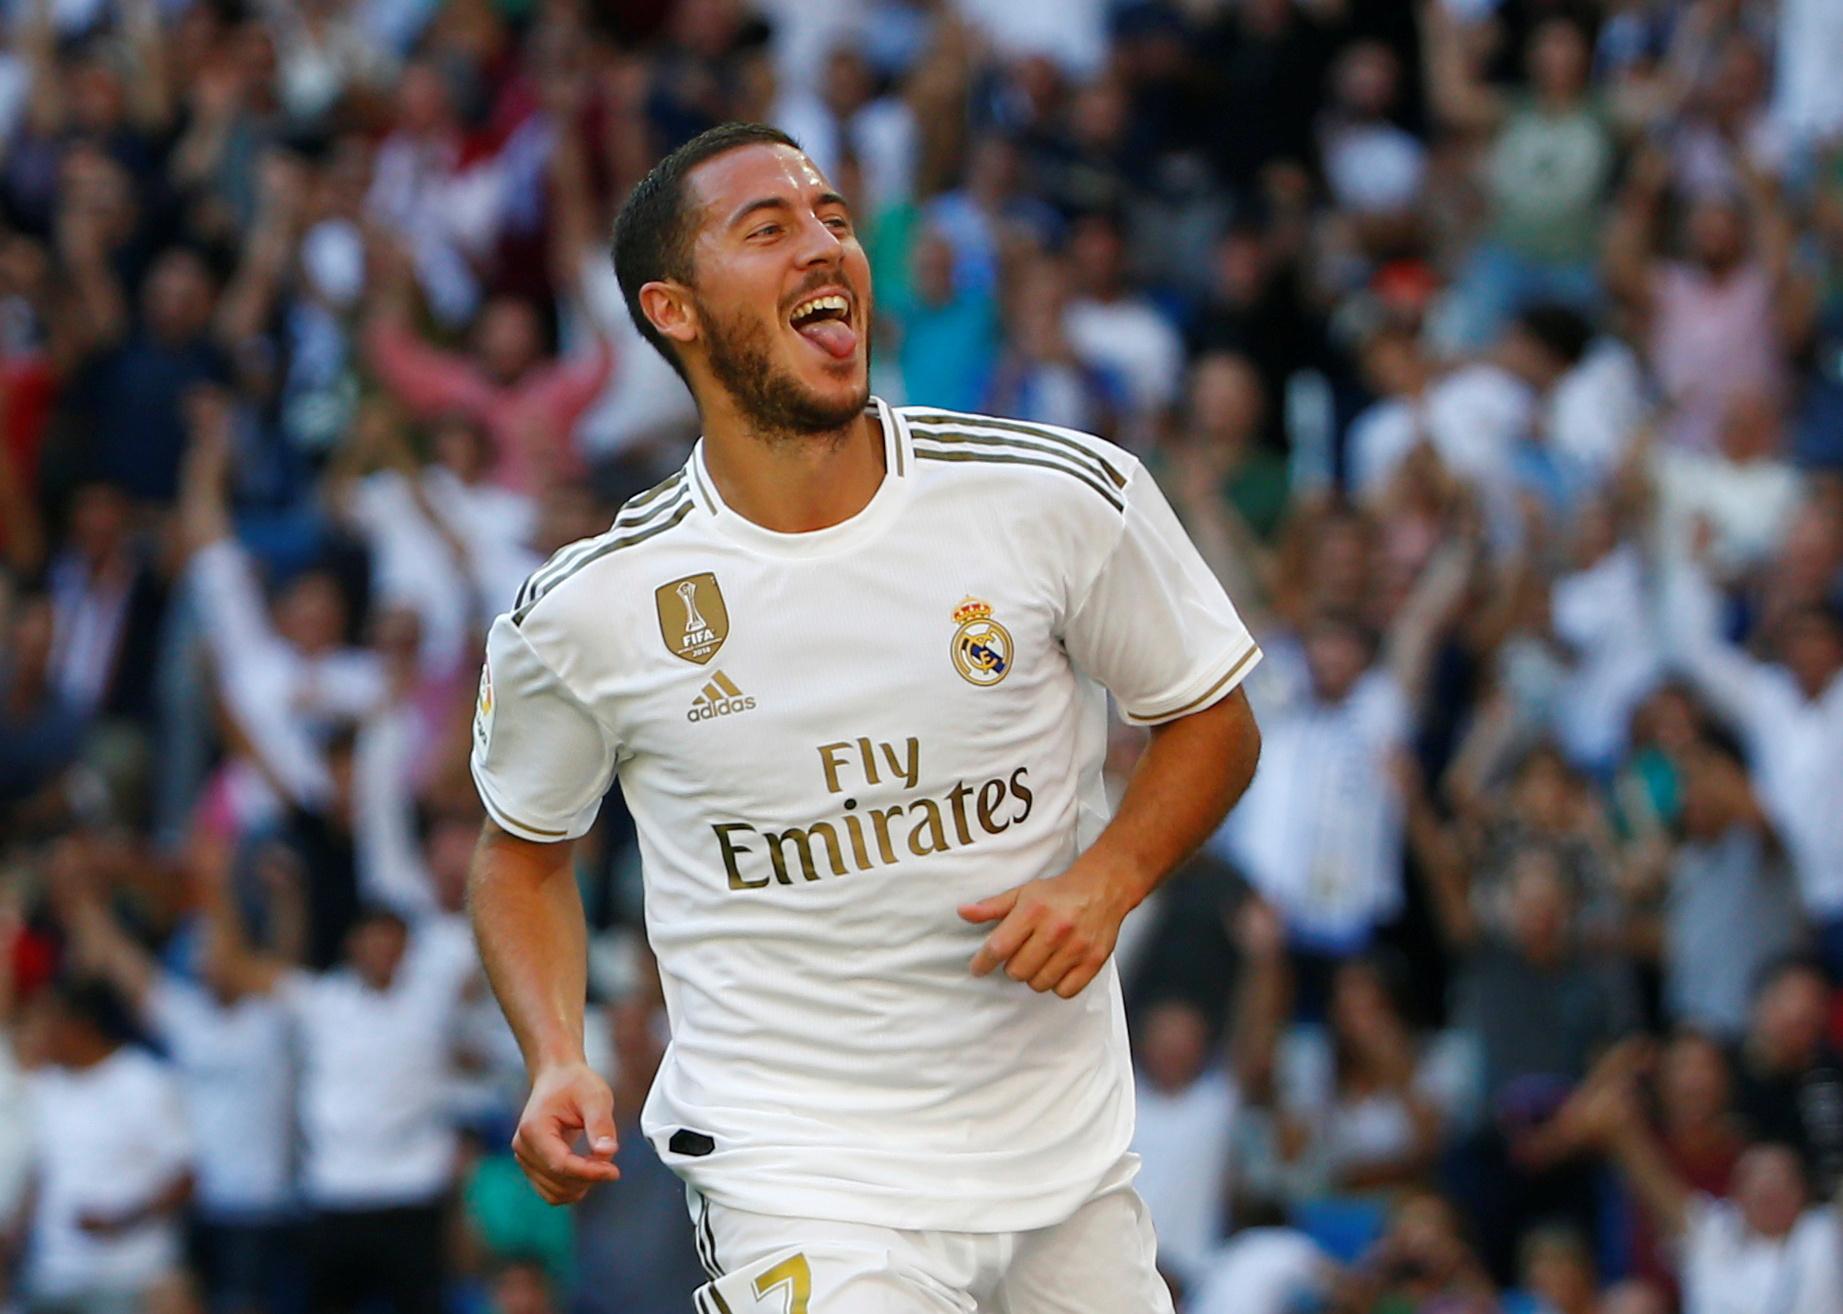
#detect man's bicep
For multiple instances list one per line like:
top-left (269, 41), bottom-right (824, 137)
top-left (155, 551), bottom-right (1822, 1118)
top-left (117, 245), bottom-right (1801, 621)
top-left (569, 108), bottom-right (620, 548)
top-left (1063, 469), bottom-right (1261, 724)
top-left (471, 616), bottom-right (618, 844)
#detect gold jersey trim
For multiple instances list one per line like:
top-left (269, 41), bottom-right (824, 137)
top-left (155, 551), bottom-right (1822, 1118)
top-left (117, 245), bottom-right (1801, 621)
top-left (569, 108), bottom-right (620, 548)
top-left (512, 498), bottom-right (694, 624)
top-left (905, 424), bottom-right (1124, 499)
top-left (514, 471), bottom-right (688, 610)
top-left (1127, 644), bottom-right (1261, 723)
top-left (911, 445), bottom-right (1124, 511)
top-left (902, 410), bottom-right (1127, 487)
top-left (492, 810), bottom-right (569, 839)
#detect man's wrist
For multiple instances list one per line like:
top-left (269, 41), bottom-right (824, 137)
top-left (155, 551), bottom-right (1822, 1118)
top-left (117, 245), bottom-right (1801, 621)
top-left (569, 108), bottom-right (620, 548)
top-left (1065, 848), bottom-right (1155, 917)
top-left (530, 1044), bottom-right (590, 1079)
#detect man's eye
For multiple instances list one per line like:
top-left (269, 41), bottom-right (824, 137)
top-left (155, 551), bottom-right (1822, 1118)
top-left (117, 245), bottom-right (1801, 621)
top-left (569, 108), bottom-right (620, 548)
top-left (824, 217), bottom-right (851, 233)
top-left (751, 224), bottom-right (782, 240)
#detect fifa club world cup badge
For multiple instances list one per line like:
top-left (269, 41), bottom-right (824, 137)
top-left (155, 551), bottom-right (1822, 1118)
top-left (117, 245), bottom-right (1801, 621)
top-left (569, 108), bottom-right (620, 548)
top-left (950, 596), bottom-right (1013, 687)
top-left (656, 573), bottom-right (730, 665)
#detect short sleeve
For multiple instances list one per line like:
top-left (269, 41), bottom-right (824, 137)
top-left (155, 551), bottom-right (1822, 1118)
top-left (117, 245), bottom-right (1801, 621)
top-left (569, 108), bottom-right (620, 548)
top-left (470, 614), bottom-right (617, 843)
top-left (1062, 465), bottom-right (1261, 724)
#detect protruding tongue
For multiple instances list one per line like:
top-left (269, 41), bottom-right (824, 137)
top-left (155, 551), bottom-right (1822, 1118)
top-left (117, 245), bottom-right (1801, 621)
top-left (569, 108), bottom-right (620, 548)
top-left (798, 318), bottom-right (857, 359)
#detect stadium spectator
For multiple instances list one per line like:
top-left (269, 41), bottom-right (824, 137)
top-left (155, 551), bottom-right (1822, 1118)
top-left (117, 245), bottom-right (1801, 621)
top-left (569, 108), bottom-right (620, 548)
top-left (1424, 5), bottom-right (1619, 348)
top-left (200, 860), bottom-right (472, 1314)
top-left (362, 244), bottom-right (613, 497)
top-left (1605, 145), bottom-right (1800, 456)
top-left (1572, 1067), bottom-right (1843, 1314)
top-left (17, 977), bottom-right (195, 1313)
top-left (1627, 733), bottom-right (1804, 1040)
top-left (1728, 955), bottom-right (1843, 1198)
top-left (1213, 530), bottom-right (1472, 973)
top-left (1664, 550), bottom-right (1843, 970)
top-left (59, 848), bottom-right (295, 1314)
top-left (1130, 993), bottom-right (1240, 1290)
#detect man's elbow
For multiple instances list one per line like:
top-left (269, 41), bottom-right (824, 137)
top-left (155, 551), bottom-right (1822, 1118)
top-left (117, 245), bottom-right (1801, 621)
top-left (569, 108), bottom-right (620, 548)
top-left (1226, 689), bottom-right (1261, 797)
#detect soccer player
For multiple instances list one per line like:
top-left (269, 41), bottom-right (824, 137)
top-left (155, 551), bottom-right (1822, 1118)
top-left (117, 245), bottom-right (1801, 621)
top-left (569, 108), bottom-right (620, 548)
top-left (469, 122), bottom-right (1263, 1313)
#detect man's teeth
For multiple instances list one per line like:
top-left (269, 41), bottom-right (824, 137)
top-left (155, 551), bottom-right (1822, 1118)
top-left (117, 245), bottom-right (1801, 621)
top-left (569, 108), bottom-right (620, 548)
top-left (791, 294), bottom-right (849, 323)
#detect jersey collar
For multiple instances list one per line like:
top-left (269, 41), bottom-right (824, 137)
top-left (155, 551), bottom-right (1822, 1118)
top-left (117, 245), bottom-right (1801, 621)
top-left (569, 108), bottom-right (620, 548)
top-left (687, 396), bottom-right (915, 559)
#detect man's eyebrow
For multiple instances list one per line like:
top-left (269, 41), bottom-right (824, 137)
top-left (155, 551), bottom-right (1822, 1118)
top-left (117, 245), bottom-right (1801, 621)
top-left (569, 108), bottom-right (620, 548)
top-left (727, 196), bottom-right (791, 228)
top-left (726, 191), bottom-right (853, 229)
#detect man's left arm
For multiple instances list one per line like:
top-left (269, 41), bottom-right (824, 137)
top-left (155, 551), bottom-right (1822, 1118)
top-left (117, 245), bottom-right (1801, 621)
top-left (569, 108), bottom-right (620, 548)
top-left (961, 453), bottom-right (1263, 997)
top-left (962, 689), bottom-right (1259, 996)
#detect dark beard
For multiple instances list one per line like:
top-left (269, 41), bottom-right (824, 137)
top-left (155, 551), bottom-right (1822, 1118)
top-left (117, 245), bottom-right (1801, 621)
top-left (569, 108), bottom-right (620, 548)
top-left (698, 295), bottom-right (870, 441)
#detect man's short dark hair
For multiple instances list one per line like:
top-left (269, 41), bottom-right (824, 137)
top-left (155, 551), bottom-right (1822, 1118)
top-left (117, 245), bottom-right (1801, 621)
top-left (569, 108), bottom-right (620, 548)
top-left (611, 122), bottom-right (802, 383)
top-left (1513, 302), bottom-right (1593, 370)
top-left (50, 976), bottom-right (133, 1044)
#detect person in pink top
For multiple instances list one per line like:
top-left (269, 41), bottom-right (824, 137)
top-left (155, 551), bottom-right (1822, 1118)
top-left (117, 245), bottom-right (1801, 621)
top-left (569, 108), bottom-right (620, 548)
top-left (364, 242), bottom-right (614, 496)
top-left (1605, 146), bottom-right (1808, 454)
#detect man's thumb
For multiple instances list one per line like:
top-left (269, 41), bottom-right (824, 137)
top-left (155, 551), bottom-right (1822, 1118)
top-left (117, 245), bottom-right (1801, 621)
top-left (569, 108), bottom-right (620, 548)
top-left (958, 888), bottom-right (1021, 924)
top-left (580, 1084), bottom-right (619, 1159)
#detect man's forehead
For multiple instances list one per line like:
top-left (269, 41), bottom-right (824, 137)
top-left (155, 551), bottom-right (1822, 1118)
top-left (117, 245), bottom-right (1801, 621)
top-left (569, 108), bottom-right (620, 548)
top-left (689, 143), bottom-right (837, 220)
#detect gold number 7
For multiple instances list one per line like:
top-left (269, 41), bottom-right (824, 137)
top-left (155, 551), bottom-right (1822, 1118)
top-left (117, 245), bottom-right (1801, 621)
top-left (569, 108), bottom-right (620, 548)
top-left (751, 1254), bottom-right (812, 1314)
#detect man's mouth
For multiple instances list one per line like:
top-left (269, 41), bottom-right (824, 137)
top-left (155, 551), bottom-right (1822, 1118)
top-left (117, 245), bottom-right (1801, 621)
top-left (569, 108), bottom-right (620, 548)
top-left (788, 292), bottom-right (858, 361)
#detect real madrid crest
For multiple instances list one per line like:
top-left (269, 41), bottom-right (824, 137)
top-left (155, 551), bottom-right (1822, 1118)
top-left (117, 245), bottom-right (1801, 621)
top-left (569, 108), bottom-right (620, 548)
top-left (950, 596), bottom-right (1013, 687)
top-left (655, 572), bottom-right (729, 665)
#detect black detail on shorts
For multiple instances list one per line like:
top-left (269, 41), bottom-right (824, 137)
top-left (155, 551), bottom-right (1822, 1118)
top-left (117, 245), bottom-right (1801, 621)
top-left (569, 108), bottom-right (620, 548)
top-left (695, 1193), bottom-right (723, 1281)
top-left (671, 1129), bottom-right (717, 1157)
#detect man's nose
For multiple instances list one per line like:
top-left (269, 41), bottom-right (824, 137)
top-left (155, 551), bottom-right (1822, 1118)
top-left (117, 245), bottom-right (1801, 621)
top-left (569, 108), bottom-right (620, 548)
top-left (791, 214), bottom-right (844, 267)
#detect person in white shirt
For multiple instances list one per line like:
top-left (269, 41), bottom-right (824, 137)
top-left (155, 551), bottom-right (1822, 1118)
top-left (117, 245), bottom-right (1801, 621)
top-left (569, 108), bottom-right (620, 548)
top-left (1129, 998), bottom-right (1239, 1289)
top-left (1061, 210), bottom-right (1186, 448)
top-left (176, 394), bottom-right (385, 824)
top-left (20, 979), bottom-right (195, 1314)
top-left (1547, 497), bottom-right (1662, 775)
top-left (1650, 389), bottom-right (1806, 579)
top-left (206, 870), bottom-right (473, 1314)
top-left (1664, 556), bottom-right (1843, 974)
top-left (1349, 307), bottom-right (1594, 551)
top-left (64, 871), bottom-right (295, 1314)
top-left (334, 409), bottom-right (540, 675)
top-left (1215, 538), bottom-right (1474, 963)
top-left (469, 123), bottom-right (1264, 1314)
top-left (1581, 1077), bottom-right (1843, 1314)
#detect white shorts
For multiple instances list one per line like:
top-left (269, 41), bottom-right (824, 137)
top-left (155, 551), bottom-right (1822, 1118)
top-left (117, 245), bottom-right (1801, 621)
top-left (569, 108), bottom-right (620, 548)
top-left (684, 1153), bottom-right (1174, 1314)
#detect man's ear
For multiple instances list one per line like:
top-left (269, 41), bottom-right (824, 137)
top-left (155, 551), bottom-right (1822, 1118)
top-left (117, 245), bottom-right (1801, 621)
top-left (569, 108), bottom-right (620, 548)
top-left (639, 281), bottom-right (697, 349)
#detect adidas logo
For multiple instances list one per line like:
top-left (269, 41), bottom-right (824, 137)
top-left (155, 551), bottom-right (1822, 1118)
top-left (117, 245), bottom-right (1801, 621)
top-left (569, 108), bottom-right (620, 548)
top-left (687, 671), bottom-right (757, 723)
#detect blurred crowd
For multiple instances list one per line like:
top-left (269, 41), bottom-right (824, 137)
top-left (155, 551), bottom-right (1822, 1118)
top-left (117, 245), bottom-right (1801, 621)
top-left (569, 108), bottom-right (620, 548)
top-left (1, 0), bottom-right (1842, 1312)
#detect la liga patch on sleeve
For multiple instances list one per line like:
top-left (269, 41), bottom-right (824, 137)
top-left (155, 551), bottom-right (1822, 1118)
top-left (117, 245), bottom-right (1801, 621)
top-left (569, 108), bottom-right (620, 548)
top-left (474, 660), bottom-right (495, 752)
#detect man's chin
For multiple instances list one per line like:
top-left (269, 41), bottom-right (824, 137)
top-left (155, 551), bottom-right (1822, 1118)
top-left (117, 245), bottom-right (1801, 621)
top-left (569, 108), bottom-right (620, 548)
top-left (781, 370), bottom-right (871, 434)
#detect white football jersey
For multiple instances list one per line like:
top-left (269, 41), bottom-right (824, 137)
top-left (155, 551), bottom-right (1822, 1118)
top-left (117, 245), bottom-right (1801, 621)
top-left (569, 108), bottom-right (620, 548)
top-left (471, 399), bottom-right (1259, 1231)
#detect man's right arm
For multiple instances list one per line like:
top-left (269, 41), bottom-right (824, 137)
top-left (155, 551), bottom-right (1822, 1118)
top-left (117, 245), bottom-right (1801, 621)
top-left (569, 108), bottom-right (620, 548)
top-left (1661, 557), bottom-right (1766, 732)
top-left (469, 823), bottom-right (620, 1205)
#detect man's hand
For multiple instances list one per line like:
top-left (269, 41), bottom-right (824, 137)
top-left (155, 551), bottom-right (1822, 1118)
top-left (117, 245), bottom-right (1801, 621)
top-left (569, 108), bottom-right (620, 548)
top-left (959, 860), bottom-right (1135, 999)
top-left (512, 1061), bottom-right (622, 1205)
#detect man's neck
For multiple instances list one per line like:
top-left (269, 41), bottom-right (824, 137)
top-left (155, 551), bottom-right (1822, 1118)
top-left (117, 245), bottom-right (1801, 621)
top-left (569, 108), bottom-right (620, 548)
top-left (702, 405), bottom-right (886, 534)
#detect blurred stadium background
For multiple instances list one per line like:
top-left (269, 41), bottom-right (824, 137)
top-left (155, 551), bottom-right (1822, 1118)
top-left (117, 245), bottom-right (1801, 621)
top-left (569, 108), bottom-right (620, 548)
top-left (2, 0), bottom-right (1843, 1312)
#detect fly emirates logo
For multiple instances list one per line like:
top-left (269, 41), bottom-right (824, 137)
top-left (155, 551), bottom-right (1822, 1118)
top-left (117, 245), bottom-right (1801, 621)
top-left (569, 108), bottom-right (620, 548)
top-left (712, 737), bottom-right (1033, 890)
